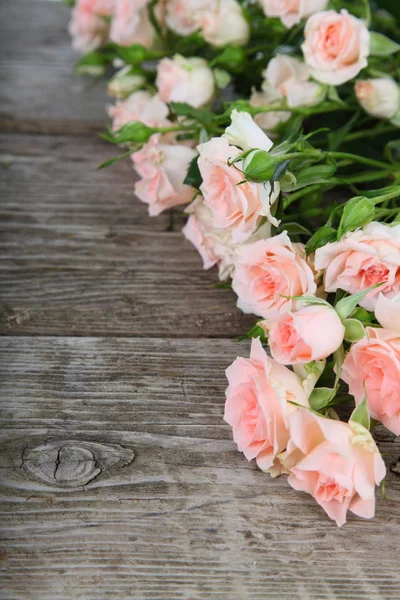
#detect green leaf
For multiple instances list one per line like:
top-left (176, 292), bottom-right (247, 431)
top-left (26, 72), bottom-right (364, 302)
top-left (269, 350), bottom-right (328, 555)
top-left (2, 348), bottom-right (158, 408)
top-left (333, 345), bottom-right (345, 389)
top-left (369, 32), bottom-right (400, 56)
top-left (210, 46), bottom-right (246, 72)
top-left (343, 318), bottom-right (367, 342)
top-left (236, 323), bottom-right (268, 342)
top-left (277, 222), bottom-right (311, 236)
top-left (98, 149), bottom-right (133, 169)
top-left (337, 196), bottom-right (375, 239)
top-left (75, 51), bottom-right (106, 76)
top-left (282, 295), bottom-right (331, 307)
top-left (115, 121), bottom-right (157, 144)
top-left (335, 282), bottom-right (384, 320)
top-left (170, 102), bottom-right (212, 126)
top-left (183, 156), bottom-right (202, 188)
top-left (291, 163), bottom-right (337, 190)
top-left (305, 226), bottom-right (337, 255)
top-left (115, 44), bottom-right (153, 65)
top-left (272, 160), bottom-right (290, 182)
top-left (350, 396), bottom-right (370, 430)
top-left (351, 307), bottom-right (374, 323)
top-left (309, 387), bottom-right (336, 412)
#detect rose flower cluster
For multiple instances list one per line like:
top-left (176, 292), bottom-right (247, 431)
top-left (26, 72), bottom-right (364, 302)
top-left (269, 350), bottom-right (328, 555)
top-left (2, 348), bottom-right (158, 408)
top-left (69, 0), bottom-right (400, 525)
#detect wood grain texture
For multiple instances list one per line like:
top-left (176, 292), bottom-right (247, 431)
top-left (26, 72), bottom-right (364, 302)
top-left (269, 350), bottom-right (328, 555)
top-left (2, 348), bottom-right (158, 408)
top-left (0, 0), bottom-right (107, 133)
top-left (0, 133), bottom-right (253, 337)
top-left (1, 336), bottom-right (400, 600)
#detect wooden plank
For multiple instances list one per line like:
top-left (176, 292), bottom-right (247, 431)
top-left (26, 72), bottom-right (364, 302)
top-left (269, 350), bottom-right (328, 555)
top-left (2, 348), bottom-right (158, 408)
top-left (0, 133), bottom-right (253, 337)
top-left (0, 0), bottom-right (108, 133)
top-left (0, 336), bottom-right (399, 600)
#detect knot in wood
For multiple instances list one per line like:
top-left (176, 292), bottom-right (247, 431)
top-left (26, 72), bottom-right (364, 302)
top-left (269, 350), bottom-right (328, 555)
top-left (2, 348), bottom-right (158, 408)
top-left (21, 440), bottom-right (134, 489)
top-left (23, 442), bottom-right (99, 487)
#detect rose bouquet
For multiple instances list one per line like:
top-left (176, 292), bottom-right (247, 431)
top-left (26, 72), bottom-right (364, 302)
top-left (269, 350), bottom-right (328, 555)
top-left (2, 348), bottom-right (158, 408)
top-left (69, 0), bottom-right (400, 525)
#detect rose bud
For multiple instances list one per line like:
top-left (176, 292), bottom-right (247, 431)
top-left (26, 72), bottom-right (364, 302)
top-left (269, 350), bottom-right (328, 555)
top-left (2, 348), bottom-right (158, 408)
top-left (355, 78), bottom-right (400, 120)
top-left (242, 149), bottom-right (276, 183)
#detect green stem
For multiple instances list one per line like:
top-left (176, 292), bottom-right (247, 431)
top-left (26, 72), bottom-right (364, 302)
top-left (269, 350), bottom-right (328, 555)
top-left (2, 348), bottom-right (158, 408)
top-left (283, 184), bottom-right (323, 208)
top-left (372, 187), bottom-right (400, 204)
top-left (327, 151), bottom-right (395, 171)
top-left (343, 125), bottom-right (398, 143)
top-left (282, 171), bottom-right (395, 209)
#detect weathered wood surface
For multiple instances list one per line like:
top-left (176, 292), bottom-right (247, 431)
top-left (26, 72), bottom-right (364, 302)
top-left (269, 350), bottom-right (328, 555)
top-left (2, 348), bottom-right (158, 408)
top-left (1, 337), bottom-right (400, 600)
top-left (0, 133), bottom-right (253, 337)
top-left (0, 0), bottom-right (107, 133)
top-left (1, 1), bottom-right (400, 599)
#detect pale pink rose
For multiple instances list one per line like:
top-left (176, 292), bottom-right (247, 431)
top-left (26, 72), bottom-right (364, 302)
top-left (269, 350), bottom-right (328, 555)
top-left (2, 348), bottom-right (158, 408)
top-left (108, 91), bottom-right (170, 132)
top-left (156, 55), bottom-right (215, 108)
top-left (223, 110), bottom-right (274, 152)
top-left (269, 304), bottom-right (345, 365)
top-left (315, 222), bottom-right (400, 311)
top-left (282, 409), bottom-right (386, 526)
top-left (165, 0), bottom-right (209, 36)
top-left (232, 232), bottom-right (317, 321)
top-left (263, 55), bottom-right (325, 108)
top-left (224, 337), bottom-right (309, 476)
top-left (197, 0), bottom-right (250, 47)
top-left (259, 0), bottom-right (328, 28)
top-left (250, 55), bottom-right (325, 134)
top-left (341, 327), bottom-right (400, 435)
top-left (302, 10), bottom-right (370, 85)
top-left (183, 215), bottom-right (220, 271)
top-left (69, 0), bottom-right (116, 52)
top-left (183, 197), bottom-right (273, 281)
top-left (355, 78), bottom-right (400, 120)
top-left (110, 0), bottom-right (163, 48)
top-left (132, 135), bottom-right (197, 215)
top-left (197, 137), bottom-right (280, 243)
top-left (375, 293), bottom-right (400, 332)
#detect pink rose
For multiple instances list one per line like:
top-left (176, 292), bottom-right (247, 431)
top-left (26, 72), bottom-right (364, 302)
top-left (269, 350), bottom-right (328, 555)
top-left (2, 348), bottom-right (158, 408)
top-left (302, 10), bottom-right (370, 85)
top-left (259, 0), bottom-right (328, 29)
top-left (108, 91), bottom-right (170, 132)
top-left (69, 0), bottom-right (116, 52)
top-left (355, 78), bottom-right (400, 120)
top-left (314, 222), bottom-right (400, 311)
top-left (182, 197), bottom-right (273, 281)
top-left (231, 232), bottom-right (317, 321)
top-left (156, 55), bottom-right (215, 109)
top-left (375, 292), bottom-right (400, 332)
top-left (341, 327), bottom-right (400, 435)
top-left (282, 409), bottom-right (386, 526)
top-left (268, 304), bottom-right (345, 365)
top-left (263, 54), bottom-right (325, 108)
top-left (110, 0), bottom-right (163, 48)
top-left (165, 0), bottom-right (209, 36)
top-left (224, 337), bottom-right (309, 476)
top-left (197, 137), bottom-right (280, 243)
top-left (250, 55), bottom-right (325, 134)
top-left (197, 0), bottom-right (250, 47)
top-left (132, 135), bottom-right (197, 216)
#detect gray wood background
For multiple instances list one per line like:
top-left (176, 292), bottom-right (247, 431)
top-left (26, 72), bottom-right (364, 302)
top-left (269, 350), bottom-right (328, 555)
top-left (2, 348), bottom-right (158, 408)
top-left (1, 2), bottom-right (400, 599)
